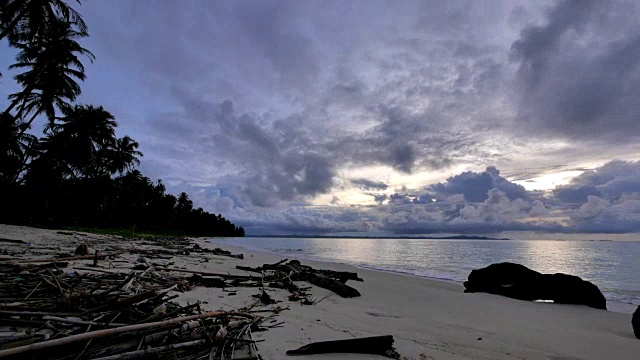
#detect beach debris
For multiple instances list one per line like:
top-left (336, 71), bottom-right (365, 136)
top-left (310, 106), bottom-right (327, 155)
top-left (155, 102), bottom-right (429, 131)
top-left (463, 262), bottom-right (607, 310)
top-left (193, 245), bottom-right (244, 259)
top-left (633, 305), bottom-right (640, 338)
top-left (126, 237), bottom-right (244, 259)
top-left (0, 237), bottom-right (284, 360)
top-left (237, 259), bottom-right (363, 298)
top-left (0, 238), bottom-right (26, 245)
top-left (75, 244), bottom-right (90, 255)
top-left (254, 288), bottom-right (277, 305)
top-left (0, 263), bottom-right (267, 359)
top-left (286, 335), bottom-right (400, 358)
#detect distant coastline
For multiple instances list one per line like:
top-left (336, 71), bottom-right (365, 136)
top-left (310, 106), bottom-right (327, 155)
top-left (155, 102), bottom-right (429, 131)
top-left (246, 234), bottom-right (511, 240)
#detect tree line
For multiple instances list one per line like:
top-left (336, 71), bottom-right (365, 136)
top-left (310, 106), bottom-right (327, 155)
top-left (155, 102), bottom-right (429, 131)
top-left (0, 0), bottom-right (244, 237)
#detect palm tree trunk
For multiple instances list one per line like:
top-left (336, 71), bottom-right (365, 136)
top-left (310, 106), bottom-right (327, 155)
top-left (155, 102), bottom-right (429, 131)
top-left (11, 156), bottom-right (28, 185)
top-left (3, 81), bottom-right (37, 120)
top-left (2, 96), bottom-right (22, 117)
top-left (17, 109), bottom-right (41, 136)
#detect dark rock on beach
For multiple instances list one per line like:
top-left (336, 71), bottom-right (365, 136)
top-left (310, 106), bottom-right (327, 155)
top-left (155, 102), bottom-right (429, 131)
top-left (463, 262), bottom-right (607, 310)
top-left (633, 305), bottom-right (640, 338)
top-left (74, 244), bottom-right (89, 256)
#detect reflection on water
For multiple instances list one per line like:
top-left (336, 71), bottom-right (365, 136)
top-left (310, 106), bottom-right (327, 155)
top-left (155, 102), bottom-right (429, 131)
top-left (217, 237), bottom-right (640, 310)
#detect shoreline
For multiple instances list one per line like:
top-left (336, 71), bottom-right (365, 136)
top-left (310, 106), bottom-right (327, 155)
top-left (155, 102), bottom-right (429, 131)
top-left (207, 237), bottom-right (639, 315)
top-left (1, 224), bottom-right (639, 359)
top-left (200, 238), bottom-right (640, 359)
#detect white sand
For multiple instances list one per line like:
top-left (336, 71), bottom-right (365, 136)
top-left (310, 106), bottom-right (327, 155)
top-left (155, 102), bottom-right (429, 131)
top-left (1, 224), bottom-right (638, 359)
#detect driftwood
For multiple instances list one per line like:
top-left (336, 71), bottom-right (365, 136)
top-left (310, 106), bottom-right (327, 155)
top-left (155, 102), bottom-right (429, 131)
top-left (0, 238), bottom-right (26, 244)
top-left (237, 260), bottom-right (362, 298)
top-left (92, 339), bottom-right (207, 360)
top-left (0, 311), bottom-right (256, 358)
top-left (154, 267), bottom-right (257, 280)
top-left (0, 233), bottom-right (292, 360)
top-left (0, 254), bottom-right (270, 360)
top-left (0, 252), bottom-right (125, 264)
top-left (191, 243), bottom-right (244, 259)
top-left (286, 335), bottom-right (399, 358)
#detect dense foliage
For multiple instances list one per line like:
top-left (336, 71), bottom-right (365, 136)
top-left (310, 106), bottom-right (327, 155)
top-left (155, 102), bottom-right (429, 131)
top-left (0, 0), bottom-right (244, 237)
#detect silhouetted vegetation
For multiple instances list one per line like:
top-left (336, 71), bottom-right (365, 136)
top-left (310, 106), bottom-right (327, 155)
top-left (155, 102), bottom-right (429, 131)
top-left (0, 0), bottom-right (244, 237)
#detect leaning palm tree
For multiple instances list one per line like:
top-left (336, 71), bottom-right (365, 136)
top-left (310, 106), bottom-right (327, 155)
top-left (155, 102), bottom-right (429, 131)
top-left (0, 0), bottom-right (86, 44)
top-left (6, 16), bottom-right (94, 132)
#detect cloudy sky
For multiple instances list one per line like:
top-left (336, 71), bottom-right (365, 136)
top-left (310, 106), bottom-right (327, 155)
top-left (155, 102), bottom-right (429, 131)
top-left (3, 0), bottom-right (640, 237)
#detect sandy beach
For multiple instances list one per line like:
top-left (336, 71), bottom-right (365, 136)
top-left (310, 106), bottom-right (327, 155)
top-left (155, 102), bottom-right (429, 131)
top-left (1, 224), bottom-right (638, 359)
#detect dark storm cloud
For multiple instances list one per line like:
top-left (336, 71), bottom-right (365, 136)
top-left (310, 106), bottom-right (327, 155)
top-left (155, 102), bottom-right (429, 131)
top-left (428, 166), bottom-right (529, 202)
top-left (553, 160), bottom-right (640, 204)
top-left (351, 179), bottom-right (389, 191)
top-left (389, 144), bottom-right (416, 173)
top-left (160, 97), bottom-right (336, 208)
top-left (552, 185), bottom-right (601, 204)
top-left (326, 103), bottom-right (495, 174)
top-left (511, 0), bottom-right (640, 140)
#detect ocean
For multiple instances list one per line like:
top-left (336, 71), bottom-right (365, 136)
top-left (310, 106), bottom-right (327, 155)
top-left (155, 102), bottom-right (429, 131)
top-left (211, 237), bottom-right (640, 313)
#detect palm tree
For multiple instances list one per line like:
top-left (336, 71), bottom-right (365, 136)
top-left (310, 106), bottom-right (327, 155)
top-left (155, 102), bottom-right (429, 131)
top-left (48, 104), bottom-right (117, 178)
top-left (0, 112), bottom-right (38, 184)
top-left (105, 136), bottom-right (143, 175)
top-left (0, 0), bottom-right (86, 44)
top-left (6, 16), bottom-right (93, 130)
top-left (25, 128), bottom-right (73, 183)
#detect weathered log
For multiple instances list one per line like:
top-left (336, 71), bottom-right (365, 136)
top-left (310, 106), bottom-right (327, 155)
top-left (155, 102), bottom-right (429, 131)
top-left (190, 244), bottom-right (244, 259)
top-left (306, 272), bottom-right (360, 298)
top-left (236, 260), bottom-right (362, 298)
top-left (286, 335), bottom-right (399, 358)
top-left (236, 265), bottom-right (261, 273)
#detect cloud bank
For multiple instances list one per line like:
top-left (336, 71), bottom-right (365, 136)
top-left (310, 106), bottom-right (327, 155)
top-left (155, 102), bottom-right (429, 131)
top-left (4, 0), bottom-right (637, 236)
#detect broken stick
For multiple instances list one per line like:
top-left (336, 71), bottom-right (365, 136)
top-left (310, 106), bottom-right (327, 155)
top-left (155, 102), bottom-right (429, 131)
top-left (286, 335), bottom-right (399, 358)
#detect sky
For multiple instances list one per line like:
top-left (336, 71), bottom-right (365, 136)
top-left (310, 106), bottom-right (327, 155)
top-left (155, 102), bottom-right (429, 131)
top-left (2, 0), bottom-right (640, 237)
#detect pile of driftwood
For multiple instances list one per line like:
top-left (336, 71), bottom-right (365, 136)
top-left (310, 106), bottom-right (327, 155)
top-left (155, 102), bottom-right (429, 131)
top-left (0, 233), bottom-right (392, 359)
top-left (237, 259), bottom-right (364, 299)
top-left (99, 237), bottom-right (244, 260)
top-left (0, 258), bottom-right (269, 359)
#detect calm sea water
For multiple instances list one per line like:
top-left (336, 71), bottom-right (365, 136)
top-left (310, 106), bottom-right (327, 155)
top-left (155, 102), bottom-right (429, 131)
top-left (211, 237), bottom-right (640, 313)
